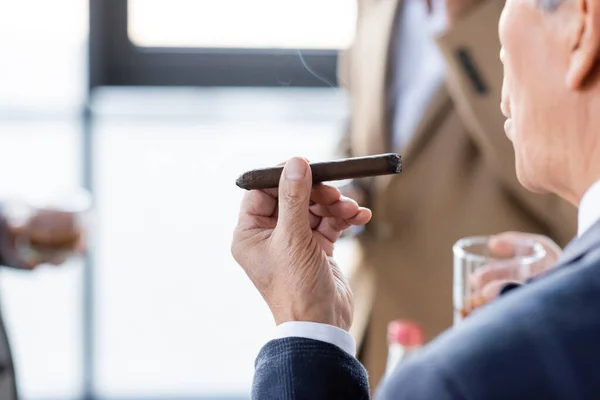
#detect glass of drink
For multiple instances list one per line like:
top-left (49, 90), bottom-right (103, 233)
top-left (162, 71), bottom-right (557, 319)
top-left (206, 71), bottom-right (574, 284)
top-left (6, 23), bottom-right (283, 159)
top-left (453, 235), bottom-right (546, 324)
top-left (2, 188), bottom-right (92, 267)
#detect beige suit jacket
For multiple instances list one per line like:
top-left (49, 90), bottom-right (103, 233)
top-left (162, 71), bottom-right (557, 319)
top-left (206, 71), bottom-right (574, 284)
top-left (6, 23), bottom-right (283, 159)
top-left (338, 0), bottom-right (577, 388)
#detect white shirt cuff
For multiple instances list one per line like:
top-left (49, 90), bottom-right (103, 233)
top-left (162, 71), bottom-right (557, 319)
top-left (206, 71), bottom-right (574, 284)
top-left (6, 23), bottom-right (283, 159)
top-left (274, 321), bottom-right (357, 357)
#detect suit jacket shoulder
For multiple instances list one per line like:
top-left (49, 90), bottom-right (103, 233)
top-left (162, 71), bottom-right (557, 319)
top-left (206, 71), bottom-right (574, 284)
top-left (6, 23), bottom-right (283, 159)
top-left (381, 241), bottom-right (600, 400)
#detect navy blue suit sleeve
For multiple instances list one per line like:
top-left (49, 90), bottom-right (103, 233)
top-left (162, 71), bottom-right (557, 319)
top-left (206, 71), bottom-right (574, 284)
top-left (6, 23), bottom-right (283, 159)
top-left (253, 338), bottom-right (370, 400)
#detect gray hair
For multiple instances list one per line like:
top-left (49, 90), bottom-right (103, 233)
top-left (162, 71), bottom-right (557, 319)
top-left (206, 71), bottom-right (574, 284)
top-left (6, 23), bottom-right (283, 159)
top-left (539, 0), bottom-right (565, 11)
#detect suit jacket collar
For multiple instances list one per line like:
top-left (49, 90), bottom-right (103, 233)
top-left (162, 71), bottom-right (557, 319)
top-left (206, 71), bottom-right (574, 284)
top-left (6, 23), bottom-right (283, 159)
top-left (400, 84), bottom-right (452, 158)
top-left (556, 220), bottom-right (600, 269)
top-left (506, 221), bottom-right (600, 294)
top-left (372, 84), bottom-right (452, 194)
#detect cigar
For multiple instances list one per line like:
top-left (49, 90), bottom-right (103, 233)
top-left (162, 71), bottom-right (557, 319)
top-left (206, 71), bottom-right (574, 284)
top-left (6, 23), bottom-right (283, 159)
top-left (236, 153), bottom-right (402, 190)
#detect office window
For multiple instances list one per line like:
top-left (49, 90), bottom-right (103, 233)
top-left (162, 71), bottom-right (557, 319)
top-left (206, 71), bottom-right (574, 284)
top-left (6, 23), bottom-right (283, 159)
top-left (128, 0), bottom-right (357, 49)
top-left (1, 0), bottom-right (355, 398)
top-left (92, 88), bottom-right (353, 398)
top-left (0, 0), bottom-right (86, 398)
top-left (0, 0), bottom-right (87, 112)
top-left (0, 125), bottom-right (83, 400)
top-left (92, 0), bottom-right (355, 87)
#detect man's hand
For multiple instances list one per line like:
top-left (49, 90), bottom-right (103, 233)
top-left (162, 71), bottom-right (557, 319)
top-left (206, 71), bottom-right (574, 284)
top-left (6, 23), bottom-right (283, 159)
top-left (1, 209), bottom-right (86, 270)
top-left (470, 232), bottom-right (562, 302)
top-left (231, 158), bottom-right (372, 331)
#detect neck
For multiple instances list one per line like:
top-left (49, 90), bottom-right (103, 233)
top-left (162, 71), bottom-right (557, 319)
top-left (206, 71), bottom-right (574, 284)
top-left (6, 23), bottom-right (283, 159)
top-left (550, 77), bottom-right (600, 207)
top-left (572, 177), bottom-right (600, 207)
top-left (564, 132), bottom-right (600, 207)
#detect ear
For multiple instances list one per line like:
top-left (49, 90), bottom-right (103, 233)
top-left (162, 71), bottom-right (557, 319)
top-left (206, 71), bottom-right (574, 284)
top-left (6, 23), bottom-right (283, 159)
top-left (566, 0), bottom-right (600, 89)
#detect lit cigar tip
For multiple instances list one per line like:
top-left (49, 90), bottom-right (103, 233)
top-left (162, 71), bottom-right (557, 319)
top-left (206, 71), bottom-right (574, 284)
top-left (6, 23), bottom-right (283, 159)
top-left (385, 153), bottom-right (402, 174)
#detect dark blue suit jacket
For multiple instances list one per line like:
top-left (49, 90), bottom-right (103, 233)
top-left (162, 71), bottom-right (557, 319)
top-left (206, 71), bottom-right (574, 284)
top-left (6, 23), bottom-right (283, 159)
top-left (253, 221), bottom-right (600, 399)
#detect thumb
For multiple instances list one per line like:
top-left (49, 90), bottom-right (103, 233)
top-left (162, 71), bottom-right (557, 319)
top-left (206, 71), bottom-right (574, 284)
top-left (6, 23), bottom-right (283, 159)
top-left (276, 158), bottom-right (312, 236)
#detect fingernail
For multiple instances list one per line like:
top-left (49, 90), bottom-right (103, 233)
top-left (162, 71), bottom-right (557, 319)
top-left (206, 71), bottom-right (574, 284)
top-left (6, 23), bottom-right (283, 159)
top-left (284, 158), bottom-right (306, 181)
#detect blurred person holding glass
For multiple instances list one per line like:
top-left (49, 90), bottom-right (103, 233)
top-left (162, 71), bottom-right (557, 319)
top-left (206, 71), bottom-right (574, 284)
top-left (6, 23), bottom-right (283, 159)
top-left (336, 0), bottom-right (576, 386)
top-left (0, 190), bottom-right (89, 399)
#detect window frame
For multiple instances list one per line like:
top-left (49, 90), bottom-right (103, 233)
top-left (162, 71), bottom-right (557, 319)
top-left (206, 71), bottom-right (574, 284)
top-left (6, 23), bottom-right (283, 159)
top-left (89, 0), bottom-right (342, 89)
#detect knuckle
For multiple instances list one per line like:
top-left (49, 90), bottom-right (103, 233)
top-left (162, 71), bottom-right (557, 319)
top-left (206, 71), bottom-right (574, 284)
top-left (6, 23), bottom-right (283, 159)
top-left (283, 185), bottom-right (303, 202)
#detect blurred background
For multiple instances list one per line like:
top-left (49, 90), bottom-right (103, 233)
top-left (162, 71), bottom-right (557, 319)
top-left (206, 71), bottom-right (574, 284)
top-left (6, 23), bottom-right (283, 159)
top-left (0, 1), bottom-right (357, 399)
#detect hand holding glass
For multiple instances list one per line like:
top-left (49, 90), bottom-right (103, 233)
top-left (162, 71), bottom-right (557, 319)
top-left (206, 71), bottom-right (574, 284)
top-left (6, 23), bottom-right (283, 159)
top-left (453, 235), bottom-right (547, 324)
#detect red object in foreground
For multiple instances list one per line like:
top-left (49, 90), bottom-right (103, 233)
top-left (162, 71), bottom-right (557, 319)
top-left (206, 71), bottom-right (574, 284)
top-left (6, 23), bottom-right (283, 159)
top-left (385, 320), bottom-right (424, 378)
top-left (387, 320), bottom-right (424, 347)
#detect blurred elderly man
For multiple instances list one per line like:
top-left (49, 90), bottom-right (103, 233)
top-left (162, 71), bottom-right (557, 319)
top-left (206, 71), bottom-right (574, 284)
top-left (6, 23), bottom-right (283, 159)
top-left (232, 0), bottom-right (600, 397)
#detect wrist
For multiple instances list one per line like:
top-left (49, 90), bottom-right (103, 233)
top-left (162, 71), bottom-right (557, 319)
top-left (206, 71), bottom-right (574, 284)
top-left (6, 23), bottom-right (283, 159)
top-left (273, 304), bottom-right (353, 332)
top-left (274, 314), bottom-right (352, 333)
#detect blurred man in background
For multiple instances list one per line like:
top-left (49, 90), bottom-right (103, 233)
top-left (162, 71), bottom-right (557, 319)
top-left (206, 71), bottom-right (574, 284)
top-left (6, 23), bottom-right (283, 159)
top-left (337, 0), bottom-right (577, 386)
top-left (0, 205), bottom-right (85, 399)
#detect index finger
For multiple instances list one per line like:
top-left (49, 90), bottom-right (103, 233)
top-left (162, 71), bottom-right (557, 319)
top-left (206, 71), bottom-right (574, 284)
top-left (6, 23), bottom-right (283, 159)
top-left (311, 184), bottom-right (341, 205)
top-left (239, 190), bottom-right (277, 218)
